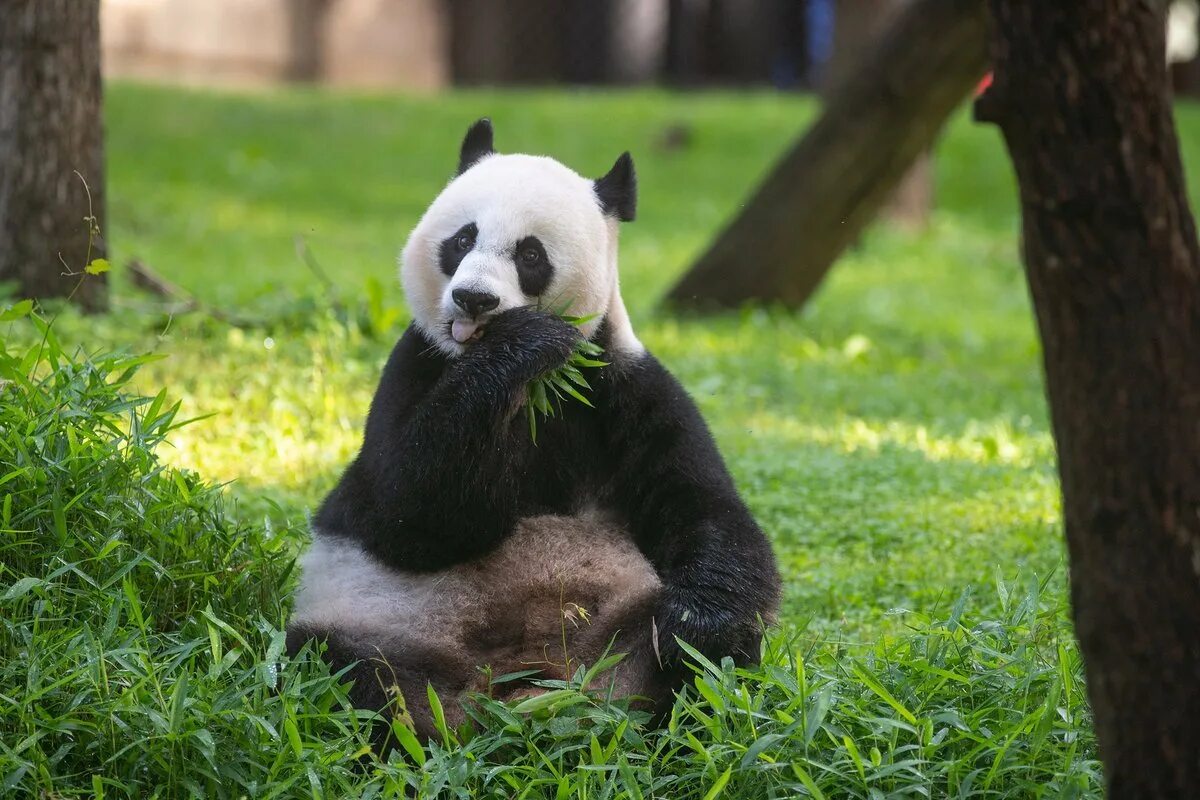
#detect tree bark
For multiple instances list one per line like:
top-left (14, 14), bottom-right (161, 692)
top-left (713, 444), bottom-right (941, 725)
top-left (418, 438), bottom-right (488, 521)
top-left (665, 0), bottom-right (986, 311)
top-left (977, 2), bottom-right (1200, 795)
top-left (0, 0), bottom-right (107, 311)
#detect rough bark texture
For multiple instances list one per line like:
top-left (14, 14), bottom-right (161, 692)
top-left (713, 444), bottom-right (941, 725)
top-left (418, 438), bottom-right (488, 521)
top-left (977, 2), bottom-right (1200, 795)
top-left (666, 0), bottom-right (986, 310)
top-left (0, 0), bottom-right (107, 310)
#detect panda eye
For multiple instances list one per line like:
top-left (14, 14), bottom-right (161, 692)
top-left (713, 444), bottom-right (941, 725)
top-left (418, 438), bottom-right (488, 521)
top-left (520, 247), bottom-right (540, 264)
top-left (455, 233), bottom-right (474, 251)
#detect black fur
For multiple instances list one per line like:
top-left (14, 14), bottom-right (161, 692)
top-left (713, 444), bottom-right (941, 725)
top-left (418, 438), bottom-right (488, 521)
top-left (439, 223), bottom-right (477, 277)
top-left (458, 118), bottom-right (494, 175)
top-left (512, 235), bottom-right (554, 297)
top-left (594, 152), bottom-right (637, 222)
top-left (316, 307), bottom-right (582, 571)
top-left (315, 308), bottom-right (781, 679)
top-left (286, 622), bottom-right (473, 749)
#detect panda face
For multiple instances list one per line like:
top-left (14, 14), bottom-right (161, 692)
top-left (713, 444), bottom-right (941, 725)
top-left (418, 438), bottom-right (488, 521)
top-left (401, 121), bottom-right (641, 358)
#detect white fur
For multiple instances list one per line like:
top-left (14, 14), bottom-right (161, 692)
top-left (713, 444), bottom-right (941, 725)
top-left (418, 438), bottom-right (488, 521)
top-left (293, 515), bottom-right (662, 655)
top-left (400, 153), bottom-right (643, 359)
top-left (291, 533), bottom-right (455, 638)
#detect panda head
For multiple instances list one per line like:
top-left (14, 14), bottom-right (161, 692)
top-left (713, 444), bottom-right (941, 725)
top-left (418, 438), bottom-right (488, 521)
top-left (401, 118), bottom-right (642, 359)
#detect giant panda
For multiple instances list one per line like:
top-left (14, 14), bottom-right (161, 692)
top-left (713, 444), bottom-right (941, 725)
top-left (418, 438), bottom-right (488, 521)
top-left (287, 119), bottom-right (781, 740)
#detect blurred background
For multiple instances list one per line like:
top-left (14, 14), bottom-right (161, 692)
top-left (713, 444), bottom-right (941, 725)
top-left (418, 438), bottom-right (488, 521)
top-left (97, 0), bottom-right (1200, 93)
top-left (100, 0), bottom-right (863, 92)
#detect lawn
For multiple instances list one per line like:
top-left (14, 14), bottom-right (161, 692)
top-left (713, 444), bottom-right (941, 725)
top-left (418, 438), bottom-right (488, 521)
top-left (11, 82), bottom-right (1196, 797)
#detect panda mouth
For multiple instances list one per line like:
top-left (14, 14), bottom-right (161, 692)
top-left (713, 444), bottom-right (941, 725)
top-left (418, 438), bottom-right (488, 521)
top-left (450, 318), bottom-right (485, 344)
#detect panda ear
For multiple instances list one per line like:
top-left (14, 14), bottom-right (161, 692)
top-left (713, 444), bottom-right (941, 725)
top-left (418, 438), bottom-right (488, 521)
top-left (594, 152), bottom-right (637, 222)
top-left (458, 118), bottom-right (495, 176)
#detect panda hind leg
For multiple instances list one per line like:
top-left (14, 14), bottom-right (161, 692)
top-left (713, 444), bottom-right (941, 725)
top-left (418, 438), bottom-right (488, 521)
top-left (285, 622), bottom-right (473, 746)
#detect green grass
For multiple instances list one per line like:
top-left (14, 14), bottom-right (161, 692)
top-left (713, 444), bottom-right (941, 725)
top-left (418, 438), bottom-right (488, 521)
top-left (11, 81), bottom-right (1196, 796)
top-left (0, 338), bottom-right (1097, 796)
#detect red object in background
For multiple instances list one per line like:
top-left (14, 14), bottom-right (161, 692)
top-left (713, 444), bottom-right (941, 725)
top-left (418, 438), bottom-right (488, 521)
top-left (976, 72), bottom-right (994, 96)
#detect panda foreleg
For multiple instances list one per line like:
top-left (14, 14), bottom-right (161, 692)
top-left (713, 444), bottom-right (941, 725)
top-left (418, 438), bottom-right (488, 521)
top-left (318, 308), bottom-right (580, 572)
top-left (600, 355), bottom-right (782, 676)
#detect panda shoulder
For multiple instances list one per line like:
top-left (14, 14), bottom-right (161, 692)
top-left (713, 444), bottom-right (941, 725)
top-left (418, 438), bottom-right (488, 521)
top-left (602, 346), bottom-right (700, 418)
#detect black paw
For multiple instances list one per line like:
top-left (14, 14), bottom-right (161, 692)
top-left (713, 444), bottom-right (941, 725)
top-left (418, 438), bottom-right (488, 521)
top-left (652, 599), bottom-right (763, 674)
top-left (476, 306), bottom-right (582, 373)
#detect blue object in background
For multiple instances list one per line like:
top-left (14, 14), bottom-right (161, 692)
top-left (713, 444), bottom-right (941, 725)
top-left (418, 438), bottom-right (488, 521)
top-left (806, 0), bottom-right (836, 85)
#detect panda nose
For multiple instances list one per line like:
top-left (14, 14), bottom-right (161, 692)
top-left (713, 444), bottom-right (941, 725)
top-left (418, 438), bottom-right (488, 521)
top-left (452, 289), bottom-right (500, 318)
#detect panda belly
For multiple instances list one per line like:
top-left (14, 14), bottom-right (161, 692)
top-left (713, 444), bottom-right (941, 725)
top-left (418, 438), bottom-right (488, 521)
top-left (288, 513), bottom-right (665, 737)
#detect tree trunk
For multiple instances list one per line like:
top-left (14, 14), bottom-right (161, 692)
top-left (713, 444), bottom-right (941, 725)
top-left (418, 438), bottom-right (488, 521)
top-left (449, 0), bottom-right (566, 85)
top-left (0, 0), bottom-right (107, 311)
top-left (665, 0), bottom-right (986, 311)
top-left (977, 2), bottom-right (1200, 796)
top-left (663, 0), bottom-right (708, 86)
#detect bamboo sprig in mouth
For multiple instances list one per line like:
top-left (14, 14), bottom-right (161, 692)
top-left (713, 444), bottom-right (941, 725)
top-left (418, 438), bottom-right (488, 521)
top-left (525, 311), bottom-right (607, 444)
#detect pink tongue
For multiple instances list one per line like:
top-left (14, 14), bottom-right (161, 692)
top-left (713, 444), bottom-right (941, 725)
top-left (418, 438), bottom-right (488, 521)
top-left (451, 319), bottom-right (479, 343)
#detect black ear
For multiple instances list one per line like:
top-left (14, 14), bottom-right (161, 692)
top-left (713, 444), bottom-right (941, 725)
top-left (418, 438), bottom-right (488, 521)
top-left (594, 152), bottom-right (637, 222)
top-left (458, 118), bottom-right (494, 175)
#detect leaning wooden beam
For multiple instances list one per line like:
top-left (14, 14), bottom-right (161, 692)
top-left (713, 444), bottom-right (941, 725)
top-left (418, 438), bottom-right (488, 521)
top-left (665, 0), bottom-right (987, 311)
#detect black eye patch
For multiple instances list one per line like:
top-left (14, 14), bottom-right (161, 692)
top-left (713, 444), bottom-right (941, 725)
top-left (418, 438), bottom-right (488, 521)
top-left (439, 223), bottom-right (478, 277)
top-left (512, 236), bottom-right (554, 296)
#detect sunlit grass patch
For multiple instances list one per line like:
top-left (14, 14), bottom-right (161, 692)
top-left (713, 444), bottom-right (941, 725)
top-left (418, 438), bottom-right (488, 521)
top-left (735, 410), bottom-right (1050, 467)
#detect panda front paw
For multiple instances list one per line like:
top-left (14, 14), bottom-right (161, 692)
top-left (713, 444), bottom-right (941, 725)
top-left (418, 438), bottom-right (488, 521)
top-left (473, 306), bottom-right (582, 379)
top-left (652, 594), bottom-right (763, 675)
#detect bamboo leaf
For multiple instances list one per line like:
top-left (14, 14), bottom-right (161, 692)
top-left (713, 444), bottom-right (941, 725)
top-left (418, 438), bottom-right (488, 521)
top-left (85, 258), bottom-right (111, 276)
top-left (390, 717), bottom-right (426, 766)
top-left (850, 662), bottom-right (917, 724)
top-left (791, 763), bottom-right (827, 800)
top-left (283, 715), bottom-right (303, 759)
top-left (702, 765), bottom-right (732, 800)
top-left (0, 299), bottom-right (33, 322)
top-left (510, 688), bottom-right (579, 714)
top-left (527, 403), bottom-right (539, 444)
top-left (427, 683), bottom-right (452, 747)
top-left (552, 377), bottom-right (594, 408)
